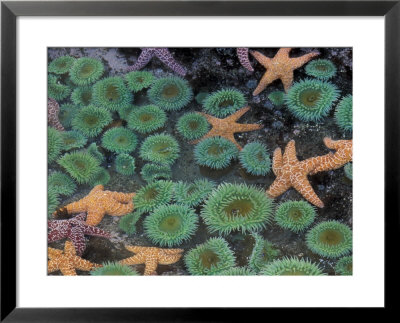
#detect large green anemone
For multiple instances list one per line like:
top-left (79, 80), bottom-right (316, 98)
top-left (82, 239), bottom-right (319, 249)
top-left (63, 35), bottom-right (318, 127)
top-left (140, 163), bottom-right (172, 183)
top-left (335, 256), bottom-right (353, 275)
top-left (335, 95), bottom-right (352, 132)
top-left (201, 183), bottom-right (274, 235)
top-left (92, 76), bottom-right (133, 111)
top-left (184, 237), bottom-right (236, 275)
top-left (60, 130), bottom-right (88, 151)
top-left (148, 76), bottom-right (193, 111)
top-left (275, 200), bottom-right (316, 233)
top-left (48, 171), bottom-right (77, 196)
top-left (86, 143), bottom-right (105, 163)
top-left (285, 79), bottom-right (340, 122)
top-left (48, 187), bottom-right (60, 218)
top-left (305, 59), bottom-right (337, 80)
top-left (57, 151), bottom-right (101, 184)
top-left (118, 210), bottom-right (143, 235)
top-left (259, 257), bottom-right (326, 276)
top-left (48, 127), bottom-right (63, 163)
top-left (202, 88), bottom-right (246, 118)
top-left (194, 137), bottom-right (238, 169)
top-left (48, 75), bottom-right (71, 101)
top-left (90, 262), bottom-right (139, 276)
top-left (217, 267), bottom-right (255, 276)
top-left (139, 133), bottom-right (180, 165)
top-left (48, 56), bottom-right (76, 74)
top-left (174, 179), bottom-right (216, 207)
top-left (176, 112), bottom-right (210, 140)
top-left (306, 220), bottom-right (352, 258)
top-left (344, 162), bottom-right (352, 180)
top-left (71, 86), bottom-right (93, 107)
top-left (239, 142), bottom-right (271, 176)
top-left (89, 168), bottom-right (110, 186)
top-left (71, 105), bottom-right (112, 137)
top-left (268, 91), bottom-right (285, 106)
top-left (133, 180), bottom-right (174, 212)
top-left (58, 104), bottom-right (80, 129)
top-left (127, 105), bottom-right (167, 134)
top-left (70, 57), bottom-right (104, 86)
top-left (248, 232), bottom-right (280, 273)
top-left (125, 71), bottom-right (155, 92)
top-left (101, 127), bottom-right (138, 154)
top-left (144, 204), bottom-right (199, 247)
top-left (114, 153), bottom-right (136, 176)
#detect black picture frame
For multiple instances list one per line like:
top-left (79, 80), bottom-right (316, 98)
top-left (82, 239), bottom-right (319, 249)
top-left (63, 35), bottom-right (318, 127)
top-left (1, 1), bottom-right (397, 321)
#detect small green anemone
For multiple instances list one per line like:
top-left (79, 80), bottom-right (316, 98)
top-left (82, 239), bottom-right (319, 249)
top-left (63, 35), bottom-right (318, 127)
top-left (48, 75), bottom-right (71, 101)
top-left (306, 220), bottom-right (352, 258)
top-left (184, 237), bottom-right (236, 275)
top-left (70, 57), bottom-right (104, 86)
top-left (194, 137), bottom-right (238, 169)
top-left (202, 88), bottom-right (246, 118)
top-left (127, 105), bottom-right (167, 134)
top-left (101, 127), bottom-right (138, 154)
top-left (125, 71), bottom-right (155, 92)
top-left (144, 204), bottom-right (198, 247)
top-left (139, 133), bottom-right (180, 165)
top-left (305, 59), bottom-right (337, 80)
top-left (344, 162), bottom-right (352, 180)
top-left (115, 154), bottom-right (136, 176)
top-left (195, 92), bottom-right (209, 105)
top-left (89, 168), bottom-right (110, 186)
top-left (133, 180), bottom-right (174, 212)
top-left (48, 127), bottom-right (63, 163)
top-left (148, 76), bottom-right (193, 111)
top-left (335, 95), bottom-right (352, 132)
top-left (48, 56), bottom-right (76, 74)
top-left (118, 105), bottom-right (137, 121)
top-left (119, 210), bottom-right (143, 235)
top-left (201, 183), bottom-right (274, 235)
top-left (140, 163), bottom-right (172, 183)
top-left (71, 105), bottom-right (112, 137)
top-left (48, 171), bottom-right (77, 196)
top-left (259, 257), bottom-right (326, 276)
top-left (57, 151), bottom-right (101, 184)
top-left (71, 86), bottom-right (93, 107)
top-left (48, 187), bottom-right (60, 218)
top-left (60, 130), bottom-right (88, 151)
top-left (285, 78), bottom-right (340, 122)
top-left (239, 142), bottom-right (271, 176)
top-left (92, 76), bottom-right (133, 111)
top-left (268, 91), bottom-right (285, 106)
top-left (90, 261), bottom-right (139, 276)
top-left (176, 112), bottom-right (210, 140)
top-left (173, 179), bottom-right (216, 207)
top-left (275, 200), bottom-right (316, 233)
top-left (248, 233), bottom-right (280, 273)
top-left (335, 256), bottom-right (353, 275)
top-left (217, 267), bottom-right (255, 276)
top-left (58, 104), bottom-right (80, 129)
top-left (86, 143), bottom-right (105, 163)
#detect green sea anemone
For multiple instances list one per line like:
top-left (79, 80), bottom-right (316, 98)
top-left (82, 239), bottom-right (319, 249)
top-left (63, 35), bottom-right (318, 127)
top-left (268, 91), bottom-right (285, 106)
top-left (184, 237), bottom-right (236, 275)
top-left (118, 210), bottom-right (142, 235)
top-left (202, 88), bottom-right (246, 118)
top-left (201, 183), bottom-right (274, 235)
top-left (139, 133), bottom-right (180, 165)
top-left (118, 104), bottom-right (137, 121)
top-left (259, 257), bottom-right (326, 275)
top-left (115, 153), bottom-right (136, 175)
top-left (125, 71), bottom-right (155, 92)
top-left (335, 95), bottom-right (352, 132)
top-left (57, 151), bottom-right (101, 184)
top-left (194, 137), bottom-right (238, 169)
top-left (144, 204), bottom-right (199, 247)
top-left (71, 105), bottom-right (112, 137)
top-left (90, 261), bottom-right (139, 276)
top-left (92, 76), bottom-right (133, 111)
top-left (48, 127), bottom-right (63, 163)
top-left (248, 233), bottom-right (280, 273)
top-left (176, 112), bottom-right (210, 140)
top-left (48, 171), bottom-right (77, 196)
top-left (89, 168), bottom-right (110, 186)
top-left (60, 130), bottom-right (88, 151)
top-left (140, 163), bottom-right (172, 183)
top-left (127, 105), bottom-right (167, 134)
top-left (70, 57), bottom-right (104, 86)
top-left (133, 180), bottom-right (174, 212)
top-left (305, 59), bottom-right (337, 80)
top-left (275, 200), bottom-right (316, 233)
top-left (335, 256), bottom-right (353, 275)
top-left (101, 127), bottom-right (138, 154)
top-left (148, 76), bottom-right (193, 111)
top-left (239, 142), bottom-right (271, 176)
top-left (48, 75), bottom-right (71, 101)
top-left (217, 267), bottom-right (255, 276)
top-left (306, 220), bottom-right (352, 258)
top-left (48, 56), bottom-right (76, 74)
top-left (48, 187), bottom-right (60, 218)
top-left (195, 92), bottom-right (209, 105)
top-left (173, 179), bottom-right (216, 207)
top-left (285, 78), bottom-right (340, 122)
top-left (86, 143), bottom-right (105, 163)
top-left (58, 104), bottom-right (80, 129)
top-left (344, 162), bottom-right (352, 180)
top-left (71, 86), bottom-right (93, 107)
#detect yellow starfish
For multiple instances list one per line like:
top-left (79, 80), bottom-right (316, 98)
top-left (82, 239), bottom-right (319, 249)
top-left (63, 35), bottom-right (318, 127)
top-left (191, 106), bottom-right (263, 150)
top-left (119, 245), bottom-right (184, 275)
top-left (266, 140), bottom-right (324, 208)
top-left (47, 240), bottom-right (101, 276)
top-left (250, 48), bottom-right (319, 95)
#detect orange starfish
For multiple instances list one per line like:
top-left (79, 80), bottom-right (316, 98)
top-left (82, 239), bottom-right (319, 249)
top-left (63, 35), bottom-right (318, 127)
top-left (47, 240), bottom-right (101, 276)
top-left (119, 245), bottom-right (184, 275)
top-left (250, 48), bottom-right (319, 95)
top-left (309, 137), bottom-right (353, 174)
top-left (57, 185), bottom-right (136, 226)
top-left (191, 106), bottom-right (263, 150)
top-left (266, 140), bottom-right (324, 208)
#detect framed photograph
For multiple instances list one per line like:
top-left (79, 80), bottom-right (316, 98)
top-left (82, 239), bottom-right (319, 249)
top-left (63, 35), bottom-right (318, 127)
top-left (1, 0), bottom-right (396, 321)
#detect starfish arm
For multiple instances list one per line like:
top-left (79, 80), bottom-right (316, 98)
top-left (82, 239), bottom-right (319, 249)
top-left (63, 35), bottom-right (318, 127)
top-left (283, 140), bottom-right (298, 164)
top-left (105, 199), bottom-right (134, 217)
top-left (266, 177), bottom-right (290, 198)
top-left (119, 254), bottom-right (143, 266)
top-left (59, 263), bottom-right (77, 276)
top-left (161, 248), bottom-right (184, 255)
top-left (89, 185), bottom-right (104, 194)
top-left (227, 106), bottom-right (251, 122)
top-left (281, 72), bottom-right (294, 93)
top-left (272, 148), bottom-right (283, 176)
top-left (253, 72), bottom-right (278, 96)
top-left (143, 258), bottom-right (159, 275)
top-left (158, 253), bottom-right (183, 265)
top-left (308, 154), bottom-right (334, 174)
top-left (236, 48), bottom-right (254, 72)
top-left (292, 176), bottom-right (324, 208)
top-left (124, 245), bottom-right (146, 254)
top-left (290, 51), bottom-right (320, 69)
top-left (47, 259), bottom-right (61, 273)
top-left (235, 123), bottom-right (263, 133)
top-left (82, 224), bottom-right (111, 239)
top-left (276, 48), bottom-right (292, 57)
top-left (64, 240), bottom-right (78, 257)
top-left (66, 200), bottom-right (88, 214)
top-left (85, 209), bottom-right (106, 226)
top-left (48, 247), bottom-right (63, 259)
top-left (300, 156), bottom-right (323, 174)
top-left (126, 48), bottom-right (154, 72)
top-left (110, 191), bottom-right (136, 203)
top-left (249, 50), bottom-right (271, 68)
top-left (47, 227), bottom-right (68, 243)
top-left (72, 256), bottom-right (101, 271)
top-left (155, 48), bottom-right (187, 76)
top-left (224, 133), bottom-right (242, 150)
top-left (73, 213), bottom-right (87, 222)
top-left (69, 226), bottom-right (86, 256)
top-left (48, 98), bottom-right (64, 131)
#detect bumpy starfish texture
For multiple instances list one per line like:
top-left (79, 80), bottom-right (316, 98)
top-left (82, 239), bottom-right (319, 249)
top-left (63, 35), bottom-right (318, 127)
top-left (266, 140), bottom-right (324, 208)
top-left (58, 185), bottom-right (136, 226)
top-left (47, 240), bottom-right (101, 276)
top-left (48, 98), bottom-right (65, 131)
top-left (309, 138), bottom-right (353, 174)
top-left (191, 106), bottom-right (263, 150)
top-left (126, 48), bottom-right (187, 76)
top-left (119, 245), bottom-right (184, 275)
top-left (250, 48), bottom-right (319, 95)
top-left (236, 48), bottom-right (254, 72)
top-left (48, 213), bottom-right (111, 256)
